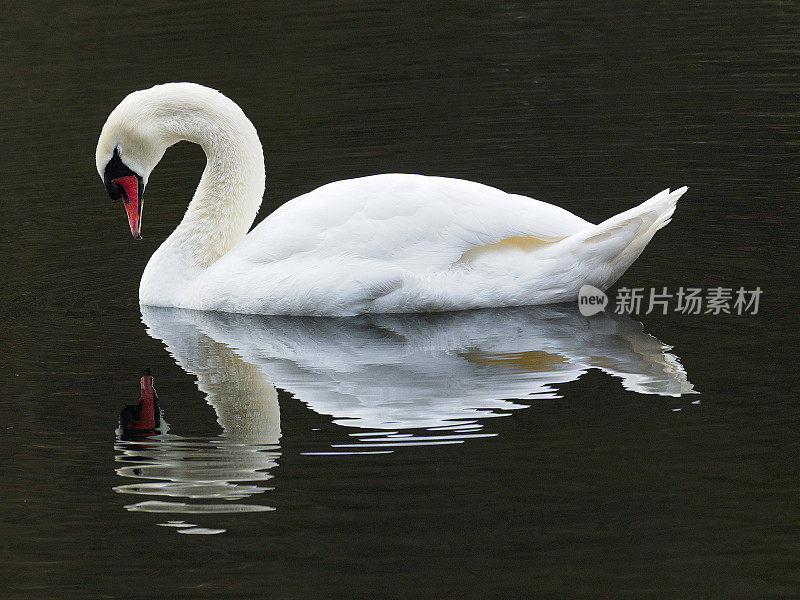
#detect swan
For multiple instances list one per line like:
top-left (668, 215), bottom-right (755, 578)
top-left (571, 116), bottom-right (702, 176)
top-left (96, 82), bottom-right (686, 316)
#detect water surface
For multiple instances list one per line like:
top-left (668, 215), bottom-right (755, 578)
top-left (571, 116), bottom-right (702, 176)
top-left (1, 2), bottom-right (798, 598)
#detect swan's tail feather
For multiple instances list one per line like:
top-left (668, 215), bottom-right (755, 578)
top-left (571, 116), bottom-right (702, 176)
top-left (572, 186), bottom-right (687, 289)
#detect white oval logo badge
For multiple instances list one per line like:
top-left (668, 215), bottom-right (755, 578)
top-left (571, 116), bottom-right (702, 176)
top-left (578, 284), bottom-right (608, 316)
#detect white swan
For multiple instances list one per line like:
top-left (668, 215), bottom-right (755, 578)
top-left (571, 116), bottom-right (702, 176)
top-left (96, 82), bottom-right (686, 316)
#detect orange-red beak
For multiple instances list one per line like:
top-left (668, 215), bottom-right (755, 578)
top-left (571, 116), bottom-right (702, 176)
top-left (113, 175), bottom-right (143, 239)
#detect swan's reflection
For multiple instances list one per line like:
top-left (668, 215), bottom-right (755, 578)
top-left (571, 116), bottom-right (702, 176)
top-left (115, 305), bottom-right (694, 530)
top-left (142, 305), bottom-right (694, 429)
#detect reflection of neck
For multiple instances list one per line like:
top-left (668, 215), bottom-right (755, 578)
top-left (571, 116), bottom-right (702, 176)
top-left (194, 337), bottom-right (280, 444)
top-left (160, 327), bottom-right (280, 444)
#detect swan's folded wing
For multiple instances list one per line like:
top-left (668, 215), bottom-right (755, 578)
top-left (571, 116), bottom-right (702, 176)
top-left (196, 252), bottom-right (406, 316)
top-left (236, 174), bottom-right (593, 273)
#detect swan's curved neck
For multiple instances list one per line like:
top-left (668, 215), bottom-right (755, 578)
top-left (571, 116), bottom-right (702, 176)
top-left (166, 96), bottom-right (265, 268)
top-left (139, 87), bottom-right (266, 302)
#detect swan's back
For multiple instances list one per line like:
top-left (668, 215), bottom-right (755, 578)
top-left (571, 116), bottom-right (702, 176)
top-left (229, 174), bottom-right (591, 271)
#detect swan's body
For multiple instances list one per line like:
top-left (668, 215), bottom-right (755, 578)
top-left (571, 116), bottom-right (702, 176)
top-left (97, 83), bottom-right (686, 316)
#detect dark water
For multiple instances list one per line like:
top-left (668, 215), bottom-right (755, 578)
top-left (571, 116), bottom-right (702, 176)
top-left (2, 2), bottom-right (799, 598)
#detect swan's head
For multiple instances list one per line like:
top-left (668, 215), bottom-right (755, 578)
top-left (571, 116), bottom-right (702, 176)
top-left (98, 82), bottom-right (264, 242)
top-left (96, 87), bottom-right (171, 239)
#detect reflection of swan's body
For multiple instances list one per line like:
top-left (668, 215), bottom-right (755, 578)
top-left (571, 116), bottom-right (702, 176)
top-left (96, 82), bottom-right (686, 316)
top-left (142, 305), bottom-right (695, 432)
top-left (116, 306), bottom-right (693, 527)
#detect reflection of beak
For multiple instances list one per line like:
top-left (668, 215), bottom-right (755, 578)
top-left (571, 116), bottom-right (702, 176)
top-left (113, 175), bottom-right (143, 239)
top-left (140, 375), bottom-right (156, 398)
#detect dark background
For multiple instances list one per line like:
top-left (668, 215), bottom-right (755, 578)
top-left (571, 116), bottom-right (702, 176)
top-left (1, 2), bottom-right (798, 598)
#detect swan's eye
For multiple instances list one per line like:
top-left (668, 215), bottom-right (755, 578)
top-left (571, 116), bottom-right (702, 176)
top-left (107, 180), bottom-right (123, 201)
top-left (103, 147), bottom-right (139, 203)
